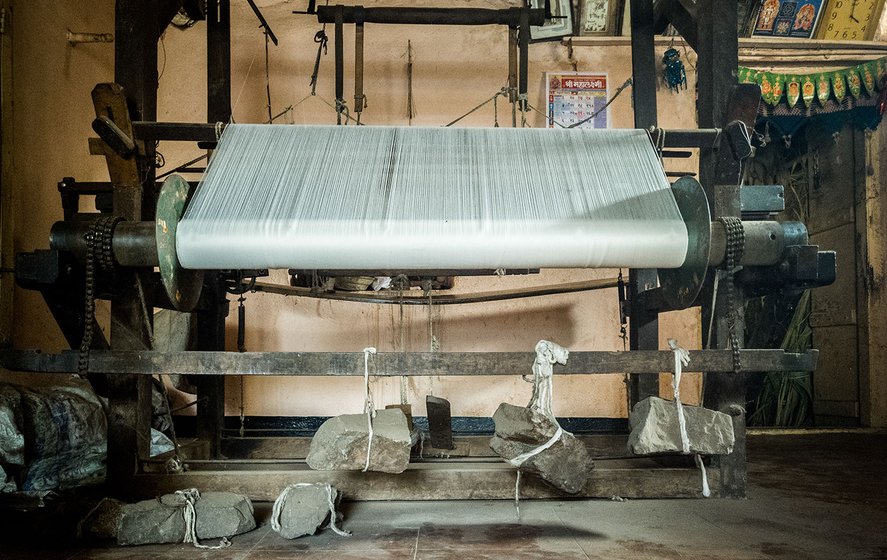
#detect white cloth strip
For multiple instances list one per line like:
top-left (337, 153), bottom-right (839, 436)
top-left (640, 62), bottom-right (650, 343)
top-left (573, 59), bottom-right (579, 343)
top-left (508, 426), bottom-right (564, 467)
top-left (694, 454), bottom-right (711, 498)
top-left (668, 338), bottom-right (692, 454)
top-left (177, 125), bottom-right (688, 270)
top-left (668, 339), bottom-right (711, 498)
top-left (511, 340), bottom-right (570, 518)
top-left (362, 347), bottom-right (377, 473)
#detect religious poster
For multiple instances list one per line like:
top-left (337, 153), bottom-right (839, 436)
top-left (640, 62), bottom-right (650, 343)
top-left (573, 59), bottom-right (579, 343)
top-left (545, 72), bottom-right (609, 129)
top-left (753, 0), bottom-right (824, 38)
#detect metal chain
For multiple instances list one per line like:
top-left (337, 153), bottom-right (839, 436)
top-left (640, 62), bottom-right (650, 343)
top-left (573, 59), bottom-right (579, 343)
top-left (717, 217), bottom-right (745, 374)
top-left (99, 216), bottom-right (123, 271)
top-left (78, 216), bottom-right (122, 377)
top-left (78, 226), bottom-right (98, 377)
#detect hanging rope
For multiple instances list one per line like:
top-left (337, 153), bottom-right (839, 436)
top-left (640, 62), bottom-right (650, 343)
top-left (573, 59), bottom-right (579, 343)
top-left (510, 340), bottom-right (570, 517)
top-left (271, 483), bottom-right (350, 537)
top-left (567, 77), bottom-right (633, 129)
top-left (668, 338), bottom-right (692, 454)
top-left (406, 40), bottom-right (415, 125)
top-left (362, 347), bottom-right (377, 472)
top-left (668, 338), bottom-right (710, 498)
top-left (445, 89), bottom-right (507, 127)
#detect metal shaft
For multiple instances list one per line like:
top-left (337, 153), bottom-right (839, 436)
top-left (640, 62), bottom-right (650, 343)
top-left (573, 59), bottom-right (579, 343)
top-left (50, 220), bottom-right (158, 267)
top-left (708, 220), bottom-right (805, 267)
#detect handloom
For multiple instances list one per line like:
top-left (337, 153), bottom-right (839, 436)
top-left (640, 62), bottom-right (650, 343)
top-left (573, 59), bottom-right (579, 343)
top-left (5, 2), bottom-right (839, 504)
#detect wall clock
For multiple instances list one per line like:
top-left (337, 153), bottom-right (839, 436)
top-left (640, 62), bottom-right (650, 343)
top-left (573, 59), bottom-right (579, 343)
top-left (816, 0), bottom-right (886, 40)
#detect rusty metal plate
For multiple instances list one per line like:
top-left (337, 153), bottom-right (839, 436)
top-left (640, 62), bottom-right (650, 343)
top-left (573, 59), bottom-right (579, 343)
top-left (659, 176), bottom-right (712, 310)
top-left (156, 175), bottom-right (203, 311)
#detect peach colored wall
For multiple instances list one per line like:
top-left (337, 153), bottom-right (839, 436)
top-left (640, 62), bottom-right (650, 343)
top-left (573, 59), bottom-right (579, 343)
top-left (2, 0), bottom-right (702, 416)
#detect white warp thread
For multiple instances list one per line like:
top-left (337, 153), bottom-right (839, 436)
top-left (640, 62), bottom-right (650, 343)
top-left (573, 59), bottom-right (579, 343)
top-left (362, 347), bottom-right (377, 473)
top-left (174, 488), bottom-right (231, 549)
top-left (270, 483), bottom-right (351, 537)
top-left (177, 125), bottom-right (688, 270)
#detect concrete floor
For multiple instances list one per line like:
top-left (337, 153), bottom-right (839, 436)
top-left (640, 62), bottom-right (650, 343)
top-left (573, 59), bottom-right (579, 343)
top-left (2, 431), bottom-right (886, 559)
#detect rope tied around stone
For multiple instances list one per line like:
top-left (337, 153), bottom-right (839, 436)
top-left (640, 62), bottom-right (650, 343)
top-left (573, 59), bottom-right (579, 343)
top-left (667, 338), bottom-right (710, 498)
top-left (511, 340), bottom-right (570, 517)
top-left (362, 347), bottom-right (377, 472)
top-left (271, 483), bottom-right (350, 537)
top-left (174, 488), bottom-right (232, 549)
top-left (668, 338), bottom-right (692, 454)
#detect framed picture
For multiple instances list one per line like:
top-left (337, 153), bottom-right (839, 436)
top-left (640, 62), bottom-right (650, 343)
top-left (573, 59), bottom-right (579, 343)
top-left (752, 0), bottom-right (824, 38)
top-left (529, 0), bottom-right (574, 42)
top-left (738, 0), bottom-right (764, 37)
top-left (579, 0), bottom-right (623, 36)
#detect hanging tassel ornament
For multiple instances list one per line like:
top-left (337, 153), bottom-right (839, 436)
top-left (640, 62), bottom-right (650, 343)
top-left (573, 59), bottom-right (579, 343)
top-left (662, 47), bottom-right (687, 93)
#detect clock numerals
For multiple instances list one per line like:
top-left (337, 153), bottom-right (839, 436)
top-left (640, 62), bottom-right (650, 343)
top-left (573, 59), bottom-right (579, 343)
top-left (819, 0), bottom-right (882, 40)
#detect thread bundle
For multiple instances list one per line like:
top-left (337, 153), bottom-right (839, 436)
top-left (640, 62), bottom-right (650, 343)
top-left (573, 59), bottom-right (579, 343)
top-left (176, 124), bottom-right (688, 270)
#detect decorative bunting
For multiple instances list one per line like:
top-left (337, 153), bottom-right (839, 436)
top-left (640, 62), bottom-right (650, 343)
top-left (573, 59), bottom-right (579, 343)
top-left (802, 75), bottom-right (816, 108)
top-left (847, 67), bottom-right (862, 99)
top-left (831, 72), bottom-right (847, 102)
top-left (816, 73), bottom-right (831, 105)
top-left (862, 62), bottom-right (877, 95)
top-left (738, 56), bottom-right (887, 109)
top-left (786, 76), bottom-right (801, 109)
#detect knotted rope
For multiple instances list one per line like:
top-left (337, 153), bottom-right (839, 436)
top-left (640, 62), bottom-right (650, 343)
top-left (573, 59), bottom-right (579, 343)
top-left (174, 488), bottom-right (231, 549)
top-left (270, 483), bottom-right (350, 538)
top-left (511, 340), bottom-right (570, 517)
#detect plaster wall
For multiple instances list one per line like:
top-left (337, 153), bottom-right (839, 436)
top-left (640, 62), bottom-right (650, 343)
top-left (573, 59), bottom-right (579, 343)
top-left (1, 0), bottom-right (702, 418)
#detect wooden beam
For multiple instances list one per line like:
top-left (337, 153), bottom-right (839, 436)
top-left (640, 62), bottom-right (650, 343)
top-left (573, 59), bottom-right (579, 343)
top-left (314, 6), bottom-right (546, 26)
top-left (133, 462), bottom-right (719, 501)
top-left (0, 349), bottom-right (819, 376)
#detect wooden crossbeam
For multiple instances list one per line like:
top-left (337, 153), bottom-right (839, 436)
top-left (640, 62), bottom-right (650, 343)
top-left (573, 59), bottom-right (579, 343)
top-left (0, 349), bottom-right (819, 376)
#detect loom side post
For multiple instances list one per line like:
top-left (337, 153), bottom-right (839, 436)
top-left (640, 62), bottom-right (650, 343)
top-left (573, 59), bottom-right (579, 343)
top-left (508, 25), bottom-right (518, 126)
top-left (518, 7), bottom-right (528, 113)
top-left (104, 0), bottom-right (165, 498)
top-left (201, 0), bottom-right (233, 460)
top-left (335, 5), bottom-right (344, 124)
top-left (628, 0), bottom-right (660, 407)
top-left (697, 0), bottom-right (749, 500)
top-left (354, 8), bottom-right (365, 121)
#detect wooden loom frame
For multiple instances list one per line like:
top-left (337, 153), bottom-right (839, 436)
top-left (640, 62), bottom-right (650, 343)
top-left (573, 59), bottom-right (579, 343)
top-left (2, 0), bottom-right (789, 501)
